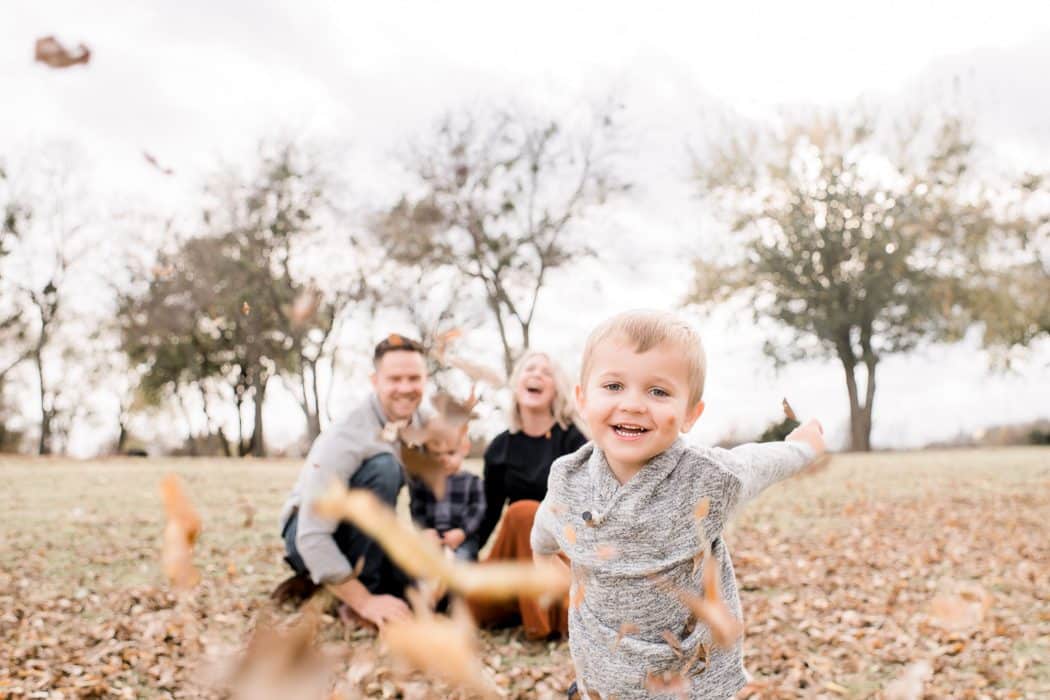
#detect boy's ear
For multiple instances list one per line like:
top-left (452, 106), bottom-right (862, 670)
top-left (682, 400), bottom-right (705, 432)
top-left (574, 384), bottom-right (586, 411)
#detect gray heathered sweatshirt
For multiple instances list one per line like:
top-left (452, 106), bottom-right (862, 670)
top-left (531, 438), bottom-right (814, 699)
top-left (279, 394), bottom-right (427, 584)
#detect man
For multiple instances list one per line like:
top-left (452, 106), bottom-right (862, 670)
top-left (277, 334), bottom-right (428, 626)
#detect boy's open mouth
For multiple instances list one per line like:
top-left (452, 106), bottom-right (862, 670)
top-left (612, 423), bottom-right (650, 439)
top-left (524, 383), bottom-right (545, 395)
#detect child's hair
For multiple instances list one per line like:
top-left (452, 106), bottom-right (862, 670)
top-left (507, 350), bottom-right (582, 434)
top-left (580, 310), bottom-right (707, 406)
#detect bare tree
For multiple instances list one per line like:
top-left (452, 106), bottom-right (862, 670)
top-left (376, 103), bottom-right (629, 375)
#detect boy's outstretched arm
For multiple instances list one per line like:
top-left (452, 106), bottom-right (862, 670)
top-left (718, 419), bottom-right (826, 506)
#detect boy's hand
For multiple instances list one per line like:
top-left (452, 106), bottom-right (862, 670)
top-left (442, 528), bottom-right (466, 549)
top-left (786, 418), bottom-right (825, 458)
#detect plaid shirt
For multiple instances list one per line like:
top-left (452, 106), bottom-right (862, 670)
top-left (408, 471), bottom-right (486, 537)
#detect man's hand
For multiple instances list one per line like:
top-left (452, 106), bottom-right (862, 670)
top-left (787, 418), bottom-right (826, 457)
top-left (422, 528), bottom-right (441, 547)
top-left (442, 528), bottom-right (466, 549)
top-left (352, 593), bottom-right (412, 627)
top-left (327, 576), bottom-right (410, 627)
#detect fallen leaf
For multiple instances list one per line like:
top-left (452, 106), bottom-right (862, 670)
top-left (929, 583), bottom-right (991, 630)
top-left (34, 35), bottom-right (90, 68)
top-left (882, 660), bottom-right (933, 700)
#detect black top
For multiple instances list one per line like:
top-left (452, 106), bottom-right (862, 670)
top-left (477, 422), bottom-right (588, 548)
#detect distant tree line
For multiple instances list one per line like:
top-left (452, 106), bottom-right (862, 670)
top-left (0, 101), bottom-right (1046, 456)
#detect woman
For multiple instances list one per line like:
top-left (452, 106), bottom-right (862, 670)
top-left (469, 350), bottom-right (587, 639)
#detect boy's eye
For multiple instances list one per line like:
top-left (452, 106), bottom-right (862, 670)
top-left (602, 382), bottom-right (623, 392)
top-left (649, 387), bottom-right (670, 398)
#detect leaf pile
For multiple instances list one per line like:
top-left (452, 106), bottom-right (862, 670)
top-left (0, 449), bottom-right (1047, 698)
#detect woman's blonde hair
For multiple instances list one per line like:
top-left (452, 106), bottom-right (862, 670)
top-left (507, 350), bottom-right (582, 434)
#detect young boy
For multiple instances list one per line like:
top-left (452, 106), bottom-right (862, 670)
top-left (408, 420), bottom-right (486, 561)
top-left (531, 310), bottom-right (825, 699)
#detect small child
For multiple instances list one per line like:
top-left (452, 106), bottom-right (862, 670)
top-left (408, 420), bottom-right (486, 561)
top-left (531, 310), bottom-right (825, 699)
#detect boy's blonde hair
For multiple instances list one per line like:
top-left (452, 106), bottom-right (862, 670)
top-left (580, 310), bottom-right (707, 406)
top-left (508, 350), bottom-right (582, 434)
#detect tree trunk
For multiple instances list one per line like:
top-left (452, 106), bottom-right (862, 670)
top-left (251, 375), bottom-right (267, 457)
top-left (838, 352), bottom-right (875, 452)
top-left (34, 350), bottom-right (52, 456)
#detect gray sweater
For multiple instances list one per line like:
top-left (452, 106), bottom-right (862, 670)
top-left (279, 394), bottom-right (427, 584)
top-left (531, 439), bottom-right (813, 699)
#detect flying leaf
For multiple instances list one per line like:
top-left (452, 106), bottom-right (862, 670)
top-left (143, 151), bottom-right (174, 175)
top-left (445, 355), bottom-right (505, 387)
top-left (673, 546), bottom-right (742, 649)
top-left (312, 484), bottom-right (570, 602)
top-left (290, 286), bottom-right (322, 327)
top-left (643, 670), bottom-right (689, 699)
top-left (160, 473), bottom-right (201, 591)
top-left (612, 622), bottom-right (639, 649)
top-left (34, 36), bottom-right (91, 68)
top-left (225, 602), bottom-right (334, 700)
top-left (430, 328), bottom-right (463, 361)
top-left (563, 524), bottom-right (577, 545)
top-left (381, 591), bottom-right (499, 699)
top-left (399, 443), bottom-right (449, 501)
top-left (782, 397), bottom-right (798, 422)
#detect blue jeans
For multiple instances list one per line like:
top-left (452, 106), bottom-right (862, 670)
top-left (283, 453), bottom-right (412, 598)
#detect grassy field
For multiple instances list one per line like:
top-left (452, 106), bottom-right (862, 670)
top-left (1, 447), bottom-right (1048, 698)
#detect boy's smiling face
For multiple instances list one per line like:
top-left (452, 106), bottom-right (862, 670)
top-left (576, 334), bottom-right (704, 483)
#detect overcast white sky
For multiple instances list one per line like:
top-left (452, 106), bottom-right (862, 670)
top-left (4, 1), bottom-right (1049, 454)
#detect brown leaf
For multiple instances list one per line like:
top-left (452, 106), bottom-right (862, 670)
top-left (289, 287), bottom-right (322, 327)
top-left (445, 355), bottom-right (506, 387)
top-left (241, 301), bottom-right (251, 316)
top-left (882, 660), bottom-right (933, 700)
top-left (643, 670), bottom-right (689, 699)
top-left (563, 524), bottom-right (577, 545)
top-left (381, 593), bottom-right (498, 699)
top-left (34, 35), bottom-right (90, 68)
top-left (143, 151), bottom-right (174, 175)
top-left (595, 544), bottom-right (618, 560)
top-left (160, 474), bottom-right (201, 591)
top-left (661, 630), bottom-right (683, 658)
top-left (693, 496), bottom-right (710, 521)
top-left (782, 397), bottom-right (798, 422)
top-left (570, 575), bottom-right (586, 611)
top-left (399, 443), bottom-right (448, 501)
top-left (674, 547), bottom-right (742, 649)
top-left (612, 623), bottom-right (639, 649)
top-left (928, 583), bottom-right (991, 630)
top-left (313, 485), bottom-right (570, 602)
top-left (225, 603), bottom-right (333, 700)
top-left (430, 328), bottom-right (463, 361)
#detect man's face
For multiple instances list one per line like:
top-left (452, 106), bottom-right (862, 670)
top-left (371, 350), bottom-right (427, 421)
top-left (576, 335), bottom-right (704, 481)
